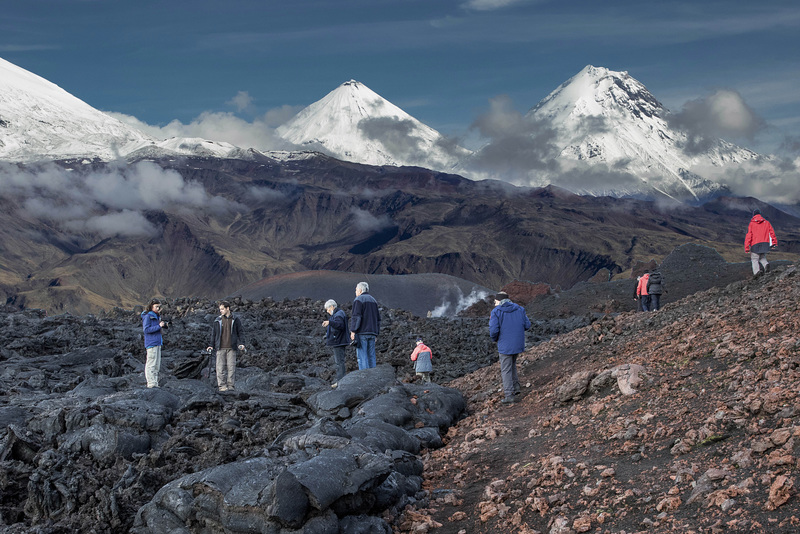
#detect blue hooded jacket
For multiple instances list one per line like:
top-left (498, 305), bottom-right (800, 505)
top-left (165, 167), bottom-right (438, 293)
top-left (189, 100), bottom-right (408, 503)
top-left (141, 310), bottom-right (163, 349)
top-left (489, 300), bottom-right (531, 355)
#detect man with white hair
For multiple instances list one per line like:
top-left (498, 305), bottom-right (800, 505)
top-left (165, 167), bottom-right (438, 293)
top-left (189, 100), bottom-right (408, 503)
top-left (322, 299), bottom-right (350, 385)
top-left (349, 281), bottom-right (381, 369)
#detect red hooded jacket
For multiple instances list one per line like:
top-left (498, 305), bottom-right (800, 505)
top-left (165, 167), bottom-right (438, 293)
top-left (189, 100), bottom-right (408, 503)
top-left (636, 273), bottom-right (649, 297)
top-left (744, 215), bottom-right (777, 253)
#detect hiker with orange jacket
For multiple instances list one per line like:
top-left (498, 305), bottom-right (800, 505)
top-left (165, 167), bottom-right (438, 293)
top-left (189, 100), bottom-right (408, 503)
top-left (744, 209), bottom-right (777, 278)
top-left (636, 272), bottom-right (650, 312)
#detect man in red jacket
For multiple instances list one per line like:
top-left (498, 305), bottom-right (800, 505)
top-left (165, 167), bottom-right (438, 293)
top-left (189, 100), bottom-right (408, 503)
top-left (744, 209), bottom-right (777, 278)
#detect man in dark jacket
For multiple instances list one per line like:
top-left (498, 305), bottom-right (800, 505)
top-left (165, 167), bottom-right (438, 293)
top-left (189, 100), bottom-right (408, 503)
top-left (646, 270), bottom-right (664, 311)
top-left (323, 299), bottom-right (350, 384)
top-left (206, 301), bottom-right (245, 392)
top-left (489, 292), bottom-right (531, 405)
top-left (745, 209), bottom-right (778, 278)
top-left (349, 281), bottom-right (381, 369)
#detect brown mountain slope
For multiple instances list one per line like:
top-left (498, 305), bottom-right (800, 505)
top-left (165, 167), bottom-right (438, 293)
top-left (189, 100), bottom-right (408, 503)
top-left (398, 265), bottom-right (800, 533)
top-left (2, 154), bottom-right (799, 314)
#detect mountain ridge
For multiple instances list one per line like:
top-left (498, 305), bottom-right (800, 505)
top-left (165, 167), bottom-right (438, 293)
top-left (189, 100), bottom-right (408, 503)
top-left (0, 57), bottom-right (770, 204)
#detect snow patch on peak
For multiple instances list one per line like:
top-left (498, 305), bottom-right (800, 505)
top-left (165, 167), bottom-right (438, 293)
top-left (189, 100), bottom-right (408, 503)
top-left (276, 80), bottom-right (469, 170)
top-left (0, 57), bottom-right (267, 164)
top-left (525, 65), bottom-right (756, 201)
top-left (0, 57), bottom-right (157, 162)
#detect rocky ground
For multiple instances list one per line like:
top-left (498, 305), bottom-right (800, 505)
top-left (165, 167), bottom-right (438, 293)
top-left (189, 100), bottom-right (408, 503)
top-left (0, 289), bottom-right (577, 533)
top-left (1, 246), bottom-right (795, 533)
top-left (398, 265), bottom-right (800, 534)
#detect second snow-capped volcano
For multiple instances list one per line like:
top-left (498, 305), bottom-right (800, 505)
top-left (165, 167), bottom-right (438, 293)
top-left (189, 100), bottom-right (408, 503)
top-left (524, 65), bottom-right (759, 201)
top-left (276, 80), bottom-right (468, 171)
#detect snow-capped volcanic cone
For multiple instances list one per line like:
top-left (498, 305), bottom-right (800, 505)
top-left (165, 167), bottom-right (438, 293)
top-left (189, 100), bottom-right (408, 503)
top-left (527, 65), bottom-right (759, 201)
top-left (0, 57), bottom-right (251, 163)
top-left (277, 80), bottom-right (469, 171)
top-left (0, 57), bottom-right (158, 162)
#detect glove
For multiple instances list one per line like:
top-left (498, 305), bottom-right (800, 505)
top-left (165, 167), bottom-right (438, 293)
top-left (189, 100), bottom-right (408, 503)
top-left (770, 245), bottom-right (777, 250)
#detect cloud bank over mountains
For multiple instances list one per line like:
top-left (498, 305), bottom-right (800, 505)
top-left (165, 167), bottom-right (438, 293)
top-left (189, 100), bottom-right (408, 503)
top-left (3, 55), bottom-right (798, 212)
top-left (107, 77), bottom-right (799, 205)
top-left (0, 161), bottom-right (243, 239)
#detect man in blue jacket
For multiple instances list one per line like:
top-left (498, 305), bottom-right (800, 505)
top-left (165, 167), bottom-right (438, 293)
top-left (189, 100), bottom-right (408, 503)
top-left (489, 292), bottom-right (531, 405)
top-left (349, 281), bottom-right (381, 369)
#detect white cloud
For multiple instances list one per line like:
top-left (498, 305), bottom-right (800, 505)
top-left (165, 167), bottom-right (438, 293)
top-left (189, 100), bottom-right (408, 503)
top-left (247, 185), bottom-right (288, 203)
top-left (460, 0), bottom-right (531, 11)
top-left (464, 94), bottom-right (561, 182)
top-left (692, 157), bottom-right (800, 204)
top-left (227, 90), bottom-right (254, 112)
top-left (108, 103), bottom-right (302, 153)
top-left (63, 210), bottom-right (161, 238)
top-left (667, 89), bottom-right (766, 154)
top-left (0, 161), bottom-right (243, 239)
top-left (349, 207), bottom-right (393, 232)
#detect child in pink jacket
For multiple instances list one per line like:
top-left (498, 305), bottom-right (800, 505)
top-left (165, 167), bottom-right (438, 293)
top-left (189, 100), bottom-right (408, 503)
top-left (410, 338), bottom-right (433, 383)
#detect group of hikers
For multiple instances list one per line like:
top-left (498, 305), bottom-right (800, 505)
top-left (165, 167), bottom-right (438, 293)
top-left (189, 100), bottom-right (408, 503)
top-left (322, 281), bottom-right (432, 386)
top-left (633, 208), bottom-right (778, 311)
top-left (140, 210), bottom-right (779, 402)
top-left (138, 281), bottom-right (529, 404)
top-left (139, 281), bottom-right (402, 391)
top-left (633, 269), bottom-right (664, 311)
top-left (141, 299), bottom-right (245, 390)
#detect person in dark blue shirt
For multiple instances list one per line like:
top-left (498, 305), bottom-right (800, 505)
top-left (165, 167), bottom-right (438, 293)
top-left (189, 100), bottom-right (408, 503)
top-left (349, 282), bottom-right (381, 369)
top-left (323, 299), bottom-right (350, 385)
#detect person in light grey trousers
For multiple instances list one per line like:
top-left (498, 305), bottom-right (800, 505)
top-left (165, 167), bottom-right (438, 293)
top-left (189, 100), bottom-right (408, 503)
top-left (744, 209), bottom-right (777, 278)
top-left (206, 301), bottom-right (245, 392)
top-left (410, 337), bottom-right (433, 383)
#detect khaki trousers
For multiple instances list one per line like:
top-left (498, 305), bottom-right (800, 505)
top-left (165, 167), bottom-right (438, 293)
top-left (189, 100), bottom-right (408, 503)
top-left (216, 348), bottom-right (237, 388)
top-left (145, 346), bottom-right (161, 388)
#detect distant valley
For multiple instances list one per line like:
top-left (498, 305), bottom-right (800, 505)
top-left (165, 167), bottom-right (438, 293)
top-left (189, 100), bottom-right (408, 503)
top-left (2, 153), bottom-right (799, 314)
top-left (1, 57), bottom-right (798, 314)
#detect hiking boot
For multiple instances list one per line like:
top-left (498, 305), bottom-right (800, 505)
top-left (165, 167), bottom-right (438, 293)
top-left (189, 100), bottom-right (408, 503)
top-left (501, 397), bottom-right (518, 405)
top-left (753, 270), bottom-right (763, 280)
top-left (765, 263), bottom-right (771, 273)
top-left (219, 385), bottom-right (228, 392)
top-left (331, 382), bottom-right (338, 389)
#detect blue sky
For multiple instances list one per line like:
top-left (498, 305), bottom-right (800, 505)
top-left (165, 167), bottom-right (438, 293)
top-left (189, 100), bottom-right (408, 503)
top-left (2, 0), bottom-right (799, 155)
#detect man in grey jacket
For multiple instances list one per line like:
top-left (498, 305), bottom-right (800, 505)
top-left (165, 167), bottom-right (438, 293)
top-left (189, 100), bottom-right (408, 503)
top-left (206, 301), bottom-right (245, 391)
